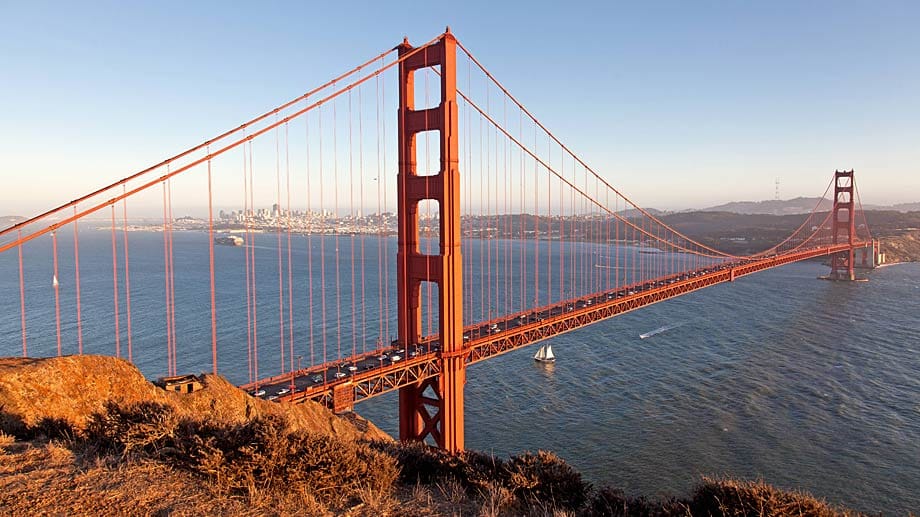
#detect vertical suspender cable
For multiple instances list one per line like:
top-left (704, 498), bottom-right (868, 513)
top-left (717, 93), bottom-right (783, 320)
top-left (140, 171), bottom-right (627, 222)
top-left (18, 231), bottom-right (27, 357)
top-left (243, 144), bottom-right (254, 383)
top-left (375, 75), bottom-right (384, 346)
top-left (167, 179), bottom-right (178, 374)
top-left (162, 182), bottom-right (172, 372)
top-left (334, 89), bottom-right (341, 362)
top-left (207, 149), bottom-right (218, 374)
top-left (73, 207), bottom-right (83, 354)
top-left (111, 205), bottom-right (121, 358)
top-left (285, 124), bottom-right (295, 374)
top-left (52, 231), bottom-right (61, 356)
top-left (306, 112), bottom-right (315, 367)
top-left (249, 142), bottom-right (259, 383)
top-left (319, 106), bottom-right (328, 367)
top-left (276, 124), bottom-right (286, 374)
top-left (349, 90), bottom-right (357, 355)
top-left (358, 85), bottom-right (367, 354)
top-left (122, 186), bottom-right (133, 361)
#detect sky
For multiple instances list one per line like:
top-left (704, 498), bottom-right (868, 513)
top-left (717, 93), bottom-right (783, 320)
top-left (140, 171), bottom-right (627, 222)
top-left (1, 0), bottom-right (918, 217)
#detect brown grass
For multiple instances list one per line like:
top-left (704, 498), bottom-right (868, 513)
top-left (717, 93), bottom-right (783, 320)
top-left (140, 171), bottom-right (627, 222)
top-left (583, 477), bottom-right (865, 517)
top-left (688, 476), bottom-right (861, 517)
top-left (0, 356), bottom-right (876, 516)
top-left (0, 440), bottom-right (260, 516)
top-left (0, 355), bottom-right (388, 442)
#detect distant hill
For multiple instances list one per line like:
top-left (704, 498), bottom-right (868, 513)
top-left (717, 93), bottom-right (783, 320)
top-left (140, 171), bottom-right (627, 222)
top-left (703, 198), bottom-right (919, 215)
top-left (618, 207), bottom-right (666, 218)
top-left (703, 197), bottom-right (831, 215)
top-left (889, 202), bottom-right (920, 212)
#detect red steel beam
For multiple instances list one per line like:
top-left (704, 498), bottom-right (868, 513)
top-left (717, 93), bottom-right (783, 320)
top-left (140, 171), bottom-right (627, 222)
top-left (263, 242), bottom-right (864, 408)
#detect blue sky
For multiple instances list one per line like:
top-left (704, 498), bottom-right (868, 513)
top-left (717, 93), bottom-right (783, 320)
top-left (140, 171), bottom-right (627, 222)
top-left (1, 1), bottom-right (917, 215)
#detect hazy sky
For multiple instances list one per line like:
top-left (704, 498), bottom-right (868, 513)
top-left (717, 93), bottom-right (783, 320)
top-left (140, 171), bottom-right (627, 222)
top-left (1, 1), bottom-right (917, 217)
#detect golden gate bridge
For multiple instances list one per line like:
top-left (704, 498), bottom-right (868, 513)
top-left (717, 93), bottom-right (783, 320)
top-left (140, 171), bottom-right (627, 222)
top-left (0, 29), bottom-right (879, 453)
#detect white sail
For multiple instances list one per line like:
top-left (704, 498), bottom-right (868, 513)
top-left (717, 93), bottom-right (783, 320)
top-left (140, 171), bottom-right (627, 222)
top-left (534, 344), bottom-right (555, 362)
top-left (52, 274), bottom-right (59, 287)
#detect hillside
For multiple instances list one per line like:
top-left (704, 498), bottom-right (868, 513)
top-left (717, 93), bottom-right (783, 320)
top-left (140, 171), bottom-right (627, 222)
top-left (702, 198), bottom-right (920, 215)
top-left (704, 197), bottom-right (831, 215)
top-left (880, 230), bottom-right (920, 264)
top-left (0, 355), bottom-right (386, 441)
top-left (660, 210), bottom-right (920, 261)
top-left (0, 355), bottom-right (872, 515)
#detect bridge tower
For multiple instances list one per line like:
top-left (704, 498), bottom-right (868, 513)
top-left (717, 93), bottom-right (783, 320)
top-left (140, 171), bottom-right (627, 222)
top-left (396, 30), bottom-right (465, 453)
top-left (829, 169), bottom-right (856, 281)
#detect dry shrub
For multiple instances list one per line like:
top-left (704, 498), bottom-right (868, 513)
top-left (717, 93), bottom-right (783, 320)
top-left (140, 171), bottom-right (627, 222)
top-left (354, 481), bottom-right (399, 516)
top-left (584, 477), bottom-right (858, 517)
top-left (84, 401), bottom-right (179, 456)
top-left (372, 440), bottom-right (504, 492)
top-left (0, 409), bottom-right (78, 442)
top-left (175, 414), bottom-right (398, 508)
top-left (689, 477), bottom-right (856, 517)
top-left (0, 431), bottom-right (13, 451)
top-left (411, 480), bottom-right (434, 507)
top-left (76, 401), bottom-right (397, 511)
top-left (374, 442), bottom-right (588, 512)
top-left (585, 486), bottom-right (690, 516)
top-left (373, 440), bottom-right (466, 484)
top-left (479, 481), bottom-right (514, 517)
top-left (436, 476), bottom-right (467, 505)
top-left (504, 450), bottom-right (590, 511)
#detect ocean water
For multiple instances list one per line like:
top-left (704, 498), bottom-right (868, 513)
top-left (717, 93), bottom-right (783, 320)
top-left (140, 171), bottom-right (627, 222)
top-left (1, 230), bottom-right (918, 513)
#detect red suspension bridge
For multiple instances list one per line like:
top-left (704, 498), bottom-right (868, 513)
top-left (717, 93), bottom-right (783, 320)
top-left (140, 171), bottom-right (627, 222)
top-left (0, 30), bottom-right (879, 453)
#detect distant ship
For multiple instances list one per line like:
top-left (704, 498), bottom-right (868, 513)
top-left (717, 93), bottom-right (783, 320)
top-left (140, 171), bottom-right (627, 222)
top-left (215, 235), bottom-right (244, 246)
top-left (533, 344), bottom-right (555, 363)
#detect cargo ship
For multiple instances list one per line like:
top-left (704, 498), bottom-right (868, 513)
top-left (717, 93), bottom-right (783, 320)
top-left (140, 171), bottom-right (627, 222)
top-left (215, 235), bottom-right (244, 246)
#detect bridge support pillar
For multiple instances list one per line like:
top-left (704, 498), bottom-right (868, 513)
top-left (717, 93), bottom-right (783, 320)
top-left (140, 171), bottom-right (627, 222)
top-left (828, 169), bottom-right (857, 281)
top-left (396, 30), bottom-right (465, 453)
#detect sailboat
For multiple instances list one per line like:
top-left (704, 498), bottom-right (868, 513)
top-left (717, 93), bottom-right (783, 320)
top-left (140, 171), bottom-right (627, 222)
top-left (533, 344), bottom-right (555, 363)
top-left (52, 274), bottom-right (59, 288)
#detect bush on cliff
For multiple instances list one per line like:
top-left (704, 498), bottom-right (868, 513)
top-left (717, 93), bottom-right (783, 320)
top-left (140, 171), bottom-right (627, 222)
top-left (78, 400), bottom-right (397, 510)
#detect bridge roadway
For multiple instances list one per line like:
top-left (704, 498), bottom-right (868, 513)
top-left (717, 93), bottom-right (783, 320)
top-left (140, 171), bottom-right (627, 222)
top-left (241, 243), bottom-right (860, 411)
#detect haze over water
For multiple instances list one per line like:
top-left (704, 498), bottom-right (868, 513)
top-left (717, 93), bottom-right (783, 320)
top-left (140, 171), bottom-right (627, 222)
top-left (1, 230), bottom-right (917, 513)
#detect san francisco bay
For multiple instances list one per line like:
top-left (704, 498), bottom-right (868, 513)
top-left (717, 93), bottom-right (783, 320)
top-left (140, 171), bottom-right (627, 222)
top-left (2, 230), bottom-right (918, 513)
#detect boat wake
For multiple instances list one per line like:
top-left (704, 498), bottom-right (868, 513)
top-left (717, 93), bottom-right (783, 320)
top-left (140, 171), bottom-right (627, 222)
top-left (639, 322), bottom-right (684, 339)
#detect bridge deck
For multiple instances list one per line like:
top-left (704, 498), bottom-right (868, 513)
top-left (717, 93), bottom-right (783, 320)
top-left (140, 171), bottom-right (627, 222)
top-left (243, 243), bottom-right (859, 409)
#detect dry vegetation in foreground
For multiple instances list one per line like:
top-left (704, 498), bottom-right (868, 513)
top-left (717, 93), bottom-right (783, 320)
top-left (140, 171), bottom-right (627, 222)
top-left (0, 356), bottom-right (875, 515)
top-left (1, 403), bottom-right (870, 516)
